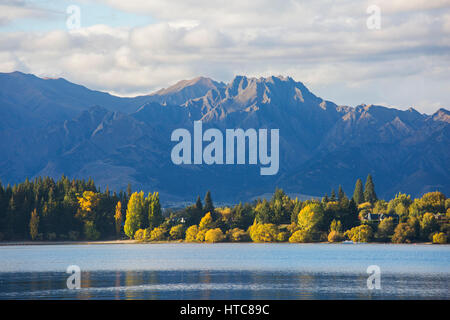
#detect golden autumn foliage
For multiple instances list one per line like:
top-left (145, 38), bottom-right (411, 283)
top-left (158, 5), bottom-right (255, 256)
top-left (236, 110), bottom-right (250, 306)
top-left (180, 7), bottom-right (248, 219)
top-left (289, 229), bottom-right (313, 243)
top-left (345, 225), bottom-right (373, 242)
top-left (432, 232), bottom-right (447, 244)
top-left (248, 223), bottom-right (279, 242)
top-left (169, 224), bottom-right (185, 240)
top-left (328, 230), bottom-right (344, 242)
top-left (199, 212), bottom-right (214, 230)
top-left (185, 225), bottom-right (199, 242)
top-left (205, 228), bottom-right (225, 243)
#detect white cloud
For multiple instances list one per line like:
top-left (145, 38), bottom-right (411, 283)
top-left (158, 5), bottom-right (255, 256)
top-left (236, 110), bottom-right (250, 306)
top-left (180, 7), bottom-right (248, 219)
top-left (0, 0), bottom-right (449, 113)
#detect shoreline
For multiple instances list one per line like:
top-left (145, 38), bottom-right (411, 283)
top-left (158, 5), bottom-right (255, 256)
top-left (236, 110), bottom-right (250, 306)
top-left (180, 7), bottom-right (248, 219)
top-left (0, 240), bottom-right (438, 246)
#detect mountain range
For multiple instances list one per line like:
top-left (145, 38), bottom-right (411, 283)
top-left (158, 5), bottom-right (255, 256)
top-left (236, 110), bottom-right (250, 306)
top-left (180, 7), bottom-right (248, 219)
top-left (0, 71), bottom-right (448, 204)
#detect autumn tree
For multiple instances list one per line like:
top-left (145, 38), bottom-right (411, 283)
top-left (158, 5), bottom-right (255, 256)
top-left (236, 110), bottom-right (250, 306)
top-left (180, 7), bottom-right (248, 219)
top-left (124, 192), bottom-right (145, 239)
top-left (29, 208), bottom-right (40, 240)
top-left (297, 203), bottom-right (324, 232)
top-left (114, 201), bottom-right (122, 238)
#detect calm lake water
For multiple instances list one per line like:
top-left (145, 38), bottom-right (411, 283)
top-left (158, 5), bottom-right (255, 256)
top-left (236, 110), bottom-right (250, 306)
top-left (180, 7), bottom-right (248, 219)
top-left (0, 243), bottom-right (448, 299)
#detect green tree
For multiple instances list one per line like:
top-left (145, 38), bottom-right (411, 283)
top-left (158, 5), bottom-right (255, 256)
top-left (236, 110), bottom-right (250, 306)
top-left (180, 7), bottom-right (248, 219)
top-left (148, 192), bottom-right (162, 230)
top-left (204, 191), bottom-right (215, 218)
top-left (353, 178), bottom-right (364, 205)
top-left (376, 217), bottom-right (395, 241)
top-left (363, 174), bottom-right (377, 203)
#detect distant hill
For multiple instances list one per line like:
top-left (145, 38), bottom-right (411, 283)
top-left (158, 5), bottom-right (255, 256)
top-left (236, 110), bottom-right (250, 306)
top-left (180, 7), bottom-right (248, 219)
top-left (0, 71), bottom-right (448, 203)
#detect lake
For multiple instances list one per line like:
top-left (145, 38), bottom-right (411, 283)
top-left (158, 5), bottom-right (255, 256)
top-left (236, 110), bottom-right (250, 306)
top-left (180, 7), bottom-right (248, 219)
top-left (0, 243), bottom-right (449, 299)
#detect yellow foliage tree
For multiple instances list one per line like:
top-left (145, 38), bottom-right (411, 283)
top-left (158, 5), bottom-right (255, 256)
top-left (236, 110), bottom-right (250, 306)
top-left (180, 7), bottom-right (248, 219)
top-left (196, 229), bottom-right (207, 242)
top-left (205, 228), bottom-right (225, 243)
top-left (289, 229), bottom-right (312, 243)
top-left (185, 225), bottom-right (199, 242)
top-left (248, 223), bottom-right (279, 242)
top-left (297, 203), bottom-right (324, 232)
top-left (345, 225), bottom-right (373, 242)
top-left (432, 232), bottom-right (447, 244)
top-left (199, 212), bottom-right (214, 230)
top-left (169, 224), bottom-right (185, 240)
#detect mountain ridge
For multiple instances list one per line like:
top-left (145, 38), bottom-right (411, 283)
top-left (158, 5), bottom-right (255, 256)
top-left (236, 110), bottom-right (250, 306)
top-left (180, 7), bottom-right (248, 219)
top-left (0, 71), bottom-right (448, 203)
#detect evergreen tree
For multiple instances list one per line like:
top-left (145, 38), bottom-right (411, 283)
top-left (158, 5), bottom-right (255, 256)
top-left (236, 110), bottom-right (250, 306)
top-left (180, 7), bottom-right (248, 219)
top-left (352, 179), bottom-right (364, 205)
top-left (364, 174), bottom-right (377, 203)
top-left (338, 185), bottom-right (346, 202)
top-left (203, 191), bottom-right (215, 218)
top-left (330, 189), bottom-right (336, 202)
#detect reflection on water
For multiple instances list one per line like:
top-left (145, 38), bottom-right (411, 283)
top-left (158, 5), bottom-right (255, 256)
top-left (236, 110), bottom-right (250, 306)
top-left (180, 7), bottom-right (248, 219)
top-left (0, 243), bottom-right (449, 299)
top-left (0, 270), bottom-right (448, 300)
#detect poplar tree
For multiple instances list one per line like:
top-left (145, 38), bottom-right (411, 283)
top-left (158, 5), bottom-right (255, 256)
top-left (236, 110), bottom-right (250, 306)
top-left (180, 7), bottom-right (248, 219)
top-left (124, 191), bottom-right (145, 239)
top-left (29, 208), bottom-right (39, 240)
top-left (148, 192), bottom-right (162, 230)
top-left (114, 201), bottom-right (122, 237)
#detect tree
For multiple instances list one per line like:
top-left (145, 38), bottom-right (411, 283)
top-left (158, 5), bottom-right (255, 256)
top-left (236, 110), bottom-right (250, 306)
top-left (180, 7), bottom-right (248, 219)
top-left (338, 185), bottom-right (346, 202)
top-left (185, 225), bottom-right (199, 242)
top-left (353, 179), bottom-right (364, 205)
top-left (124, 192), bottom-right (145, 239)
top-left (84, 221), bottom-right (100, 240)
top-left (297, 203), bottom-right (324, 232)
top-left (420, 212), bottom-right (439, 241)
top-left (199, 212), bottom-right (214, 230)
top-left (204, 191), bottom-right (215, 218)
top-left (205, 228), bottom-right (225, 243)
top-left (114, 201), bottom-right (122, 238)
top-left (363, 174), bottom-right (377, 203)
top-left (148, 192), bottom-right (162, 230)
top-left (248, 223), bottom-right (279, 242)
top-left (392, 223), bottom-right (415, 243)
top-left (376, 217), bottom-right (395, 241)
top-left (254, 199), bottom-right (272, 224)
top-left (29, 208), bottom-right (40, 240)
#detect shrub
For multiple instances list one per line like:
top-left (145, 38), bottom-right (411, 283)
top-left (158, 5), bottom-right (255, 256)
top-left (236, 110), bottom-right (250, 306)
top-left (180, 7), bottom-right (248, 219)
top-left (169, 224), bottom-right (185, 240)
top-left (432, 232), bottom-right (447, 244)
top-left (149, 227), bottom-right (166, 241)
top-left (205, 228), bottom-right (225, 243)
top-left (227, 228), bottom-right (249, 242)
top-left (276, 231), bottom-right (289, 242)
top-left (344, 225), bottom-right (373, 243)
top-left (289, 229), bottom-right (313, 243)
top-left (134, 228), bottom-right (145, 241)
top-left (328, 230), bottom-right (344, 242)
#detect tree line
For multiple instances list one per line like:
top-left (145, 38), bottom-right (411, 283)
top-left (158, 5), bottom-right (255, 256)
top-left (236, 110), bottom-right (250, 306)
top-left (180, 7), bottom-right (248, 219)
top-left (0, 175), bottom-right (448, 244)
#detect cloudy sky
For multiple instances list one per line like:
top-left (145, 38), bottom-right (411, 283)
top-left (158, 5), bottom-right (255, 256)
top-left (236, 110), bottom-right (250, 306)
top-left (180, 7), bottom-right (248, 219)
top-left (1, 0), bottom-right (449, 114)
